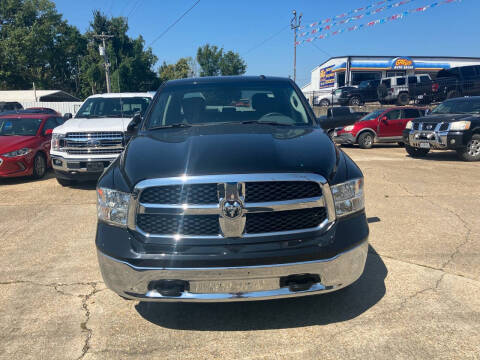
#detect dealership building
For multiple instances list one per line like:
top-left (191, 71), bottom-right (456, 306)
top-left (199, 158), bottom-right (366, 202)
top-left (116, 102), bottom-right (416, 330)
top-left (301, 55), bottom-right (480, 94)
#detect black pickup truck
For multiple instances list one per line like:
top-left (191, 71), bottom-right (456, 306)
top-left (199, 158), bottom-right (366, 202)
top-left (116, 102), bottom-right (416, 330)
top-left (338, 80), bottom-right (380, 106)
top-left (96, 76), bottom-right (369, 302)
top-left (318, 106), bottom-right (368, 138)
top-left (434, 65), bottom-right (480, 101)
top-left (403, 96), bottom-right (480, 161)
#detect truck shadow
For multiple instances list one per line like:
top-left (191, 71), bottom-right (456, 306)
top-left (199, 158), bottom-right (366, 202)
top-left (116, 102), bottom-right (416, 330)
top-left (135, 245), bottom-right (387, 331)
top-left (406, 150), bottom-right (462, 162)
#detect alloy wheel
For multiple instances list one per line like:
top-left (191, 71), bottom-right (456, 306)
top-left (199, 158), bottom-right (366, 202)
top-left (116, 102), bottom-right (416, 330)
top-left (467, 139), bottom-right (480, 157)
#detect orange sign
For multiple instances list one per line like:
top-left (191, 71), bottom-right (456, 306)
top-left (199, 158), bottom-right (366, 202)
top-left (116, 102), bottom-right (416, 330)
top-left (392, 57), bottom-right (414, 70)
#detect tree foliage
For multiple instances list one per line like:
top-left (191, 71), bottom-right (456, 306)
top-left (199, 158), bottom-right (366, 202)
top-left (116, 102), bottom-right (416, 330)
top-left (158, 57), bottom-right (193, 84)
top-left (0, 0), bottom-right (86, 94)
top-left (196, 44), bottom-right (246, 77)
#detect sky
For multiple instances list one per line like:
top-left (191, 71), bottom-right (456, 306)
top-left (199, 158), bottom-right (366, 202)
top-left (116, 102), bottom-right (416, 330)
top-left (53, 0), bottom-right (478, 87)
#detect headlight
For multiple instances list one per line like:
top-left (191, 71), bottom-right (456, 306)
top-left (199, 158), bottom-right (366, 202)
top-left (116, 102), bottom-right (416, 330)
top-left (343, 125), bottom-right (354, 131)
top-left (1, 148), bottom-right (32, 157)
top-left (331, 178), bottom-right (365, 217)
top-left (51, 133), bottom-right (65, 150)
top-left (97, 187), bottom-right (131, 227)
top-left (449, 121), bottom-right (471, 131)
top-left (405, 121), bottom-right (413, 130)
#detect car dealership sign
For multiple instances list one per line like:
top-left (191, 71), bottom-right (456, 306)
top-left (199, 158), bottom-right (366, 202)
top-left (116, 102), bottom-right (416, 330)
top-left (392, 57), bottom-right (415, 70)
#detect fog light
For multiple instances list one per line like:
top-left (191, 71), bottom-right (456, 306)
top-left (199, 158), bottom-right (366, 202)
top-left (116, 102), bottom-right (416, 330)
top-left (450, 139), bottom-right (455, 144)
top-left (53, 159), bottom-right (62, 166)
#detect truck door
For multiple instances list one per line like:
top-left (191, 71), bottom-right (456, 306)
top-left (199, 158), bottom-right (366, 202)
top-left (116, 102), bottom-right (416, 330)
top-left (460, 66), bottom-right (477, 96)
top-left (377, 109), bottom-right (402, 138)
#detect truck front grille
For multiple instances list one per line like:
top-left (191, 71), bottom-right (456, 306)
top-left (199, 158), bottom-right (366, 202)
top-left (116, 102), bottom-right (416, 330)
top-left (245, 208), bottom-right (327, 234)
top-left (63, 132), bottom-right (124, 156)
top-left (131, 174), bottom-right (335, 239)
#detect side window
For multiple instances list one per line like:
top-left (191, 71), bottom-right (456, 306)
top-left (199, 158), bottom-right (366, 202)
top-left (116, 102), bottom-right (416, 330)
top-left (396, 77), bottom-right (406, 86)
top-left (43, 118), bottom-right (57, 134)
top-left (408, 76), bottom-right (418, 84)
top-left (420, 76), bottom-right (431, 83)
top-left (382, 79), bottom-right (391, 87)
top-left (460, 66), bottom-right (476, 78)
top-left (404, 109), bottom-right (420, 118)
top-left (385, 110), bottom-right (402, 120)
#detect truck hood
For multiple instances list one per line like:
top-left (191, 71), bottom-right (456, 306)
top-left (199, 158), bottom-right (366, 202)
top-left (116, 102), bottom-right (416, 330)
top-left (414, 113), bottom-right (479, 123)
top-left (54, 117), bottom-right (132, 134)
top-left (121, 124), bottom-right (338, 186)
top-left (0, 136), bottom-right (36, 154)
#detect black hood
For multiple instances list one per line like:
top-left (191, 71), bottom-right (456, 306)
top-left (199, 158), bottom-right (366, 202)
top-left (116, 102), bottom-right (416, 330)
top-left (121, 124), bottom-right (338, 186)
top-left (414, 113), bottom-right (480, 123)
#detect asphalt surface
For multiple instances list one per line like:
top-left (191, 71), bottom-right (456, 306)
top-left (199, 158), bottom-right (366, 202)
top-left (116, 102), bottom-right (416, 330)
top-left (0, 145), bottom-right (479, 359)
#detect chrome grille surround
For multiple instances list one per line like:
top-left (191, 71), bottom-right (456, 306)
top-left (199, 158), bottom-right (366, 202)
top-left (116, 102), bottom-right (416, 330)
top-left (63, 132), bottom-right (124, 156)
top-left (128, 173), bottom-right (336, 239)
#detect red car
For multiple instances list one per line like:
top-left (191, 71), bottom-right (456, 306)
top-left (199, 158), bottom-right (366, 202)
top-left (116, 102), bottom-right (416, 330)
top-left (0, 112), bottom-right (65, 179)
top-left (334, 107), bottom-right (426, 149)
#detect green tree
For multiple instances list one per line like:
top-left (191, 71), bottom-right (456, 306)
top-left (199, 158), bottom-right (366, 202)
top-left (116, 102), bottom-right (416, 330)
top-left (196, 44), bottom-right (223, 76)
top-left (0, 0), bottom-right (86, 95)
top-left (219, 50), bottom-right (247, 76)
top-left (158, 57), bottom-right (192, 83)
top-left (79, 11), bottom-right (159, 97)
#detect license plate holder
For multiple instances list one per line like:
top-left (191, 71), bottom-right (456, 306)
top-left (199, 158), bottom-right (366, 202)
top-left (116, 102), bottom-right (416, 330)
top-left (419, 142), bottom-right (430, 149)
top-left (86, 161), bottom-right (104, 172)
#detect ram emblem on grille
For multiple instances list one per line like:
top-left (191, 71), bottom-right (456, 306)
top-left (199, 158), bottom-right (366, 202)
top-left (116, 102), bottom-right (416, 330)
top-left (218, 183), bottom-right (246, 237)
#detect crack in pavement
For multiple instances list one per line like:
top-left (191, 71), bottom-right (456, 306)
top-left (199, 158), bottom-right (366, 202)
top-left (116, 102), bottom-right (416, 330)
top-left (77, 283), bottom-right (103, 360)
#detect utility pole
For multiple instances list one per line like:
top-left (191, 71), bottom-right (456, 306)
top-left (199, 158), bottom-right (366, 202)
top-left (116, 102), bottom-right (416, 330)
top-left (290, 10), bottom-right (302, 83)
top-left (93, 32), bottom-right (114, 93)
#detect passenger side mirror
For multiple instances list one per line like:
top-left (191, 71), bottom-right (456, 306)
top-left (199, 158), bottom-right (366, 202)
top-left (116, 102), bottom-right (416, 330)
top-left (64, 113), bottom-right (72, 120)
top-left (381, 116), bottom-right (388, 123)
top-left (44, 129), bottom-right (53, 136)
top-left (127, 113), bottom-right (142, 135)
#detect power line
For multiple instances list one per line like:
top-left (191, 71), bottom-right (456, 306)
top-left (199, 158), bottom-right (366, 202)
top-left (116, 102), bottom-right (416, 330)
top-left (244, 24), bottom-right (289, 56)
top-left (126, 0), bottom-right (142, 19)
top-left (309, 41), bottom-right (332, 57)
top-left (147, 0), bottom-right (201, 47)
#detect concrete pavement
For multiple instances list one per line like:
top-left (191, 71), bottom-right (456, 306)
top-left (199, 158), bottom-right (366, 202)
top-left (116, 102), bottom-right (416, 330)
top-left (0, 145), bottom-right (479, 359)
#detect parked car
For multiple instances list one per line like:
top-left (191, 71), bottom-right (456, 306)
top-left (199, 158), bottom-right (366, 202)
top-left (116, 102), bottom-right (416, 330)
top-left (318, 106), bottom-right (368, 138)
top-left (334, 107), bottom-right (426, 148)
top-left (0, 101), bottom-right (23, 113)
top-left (434, 65), bottom-right (480, 101)
top-left (96, 76), bottom-right (369, 302)
top-left (338, 80), bottom-right (381, 106)
top-left (313, 87), bottom-right (355, 107)
top-left (0, 112), bottom-right (65, 179)
top-left (377, 74), bottom-right (433, 106)
top-left (50, 92), bottom-right (154, 186)
top-left (403, 97), bottom-right (480, 161)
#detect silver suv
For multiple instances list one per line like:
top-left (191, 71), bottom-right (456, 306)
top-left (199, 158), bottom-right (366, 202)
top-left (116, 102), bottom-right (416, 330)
top-left (378, 74), bottom-right (432, 106)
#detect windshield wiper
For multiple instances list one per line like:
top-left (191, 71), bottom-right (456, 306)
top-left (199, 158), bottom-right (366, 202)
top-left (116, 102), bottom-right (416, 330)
top-left (149, 123), bottom-right (193, 130)
top-left (240, 120), bottom-right (293, 126)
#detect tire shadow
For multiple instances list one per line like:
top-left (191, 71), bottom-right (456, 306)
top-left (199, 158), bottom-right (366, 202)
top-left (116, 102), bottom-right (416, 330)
top-left (135, 245), bottom-right (387, 331)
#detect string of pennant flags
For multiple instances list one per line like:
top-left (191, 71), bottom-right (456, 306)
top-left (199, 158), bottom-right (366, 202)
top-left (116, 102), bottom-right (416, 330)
top-left (299, 0), bottom-right (417, 38)
top-left (297, 0), bottom-right (461, 45)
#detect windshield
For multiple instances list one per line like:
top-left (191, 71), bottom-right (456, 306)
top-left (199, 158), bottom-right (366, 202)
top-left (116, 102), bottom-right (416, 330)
top-left (431, 99), bottom-right (480, 114)
top-left (0, 118), bottom-right (42, 136)
top-left (358, 81), bottom-right (369, 88)
top-left (76, 97), bottom-right (152, 119)
top-left (360, 109), bottom-right (384, 121)
top-left (145, 82), bottom-right (312, 128)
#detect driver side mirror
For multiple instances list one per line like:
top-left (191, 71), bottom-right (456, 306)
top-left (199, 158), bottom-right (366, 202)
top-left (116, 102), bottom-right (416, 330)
top-left (63, 113), bottom-right (72, 120)
top-left (44, 129), bottom-right (53, 136)
top-left (381, 116), bottom-right (388, 123)
top-left (127, 113), bottom-right (142, 135)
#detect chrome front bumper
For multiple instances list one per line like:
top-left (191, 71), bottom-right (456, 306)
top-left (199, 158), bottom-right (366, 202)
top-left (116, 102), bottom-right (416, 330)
top-left (98, 240), bottom-right (368, 302)
top-left (51, 155), bottom-right (117, 172)
top-left (408, 130), bottom-right (448, 149)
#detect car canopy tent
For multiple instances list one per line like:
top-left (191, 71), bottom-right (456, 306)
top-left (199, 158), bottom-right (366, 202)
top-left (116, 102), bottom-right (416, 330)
top-left (0, 90), bottom-right (80, 102)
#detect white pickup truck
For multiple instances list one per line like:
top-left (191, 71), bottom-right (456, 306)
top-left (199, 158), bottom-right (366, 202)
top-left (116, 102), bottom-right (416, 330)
top-left (50, 92), bottom-right (153, 186)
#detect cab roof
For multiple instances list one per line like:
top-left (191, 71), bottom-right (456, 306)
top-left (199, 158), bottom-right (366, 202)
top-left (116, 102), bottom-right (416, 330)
top-left (164, 76), bottom-right (292, 87)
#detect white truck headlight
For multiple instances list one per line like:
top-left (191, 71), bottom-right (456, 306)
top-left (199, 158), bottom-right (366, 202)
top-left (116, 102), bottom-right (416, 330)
top-left (331, 178), bottom-right (365, 217)
top-left (343, 125), bottom-right (354, 131)
top-left (449, 121), bottom-right (471, 131)
top-left (97, 187), bottom-right (131, 227)
top-left (405, 121), bottom-right (413, 130)
top-left (1, 148), bottom-right (32, 157)
top-left (51, 133), bottom-right (65, 150)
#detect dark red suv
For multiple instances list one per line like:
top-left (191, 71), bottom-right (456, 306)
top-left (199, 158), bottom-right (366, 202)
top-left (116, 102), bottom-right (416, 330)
top-left (0, 112), bottom-right (65, 179)
top-left (334, 107), bottom-right (426, 148)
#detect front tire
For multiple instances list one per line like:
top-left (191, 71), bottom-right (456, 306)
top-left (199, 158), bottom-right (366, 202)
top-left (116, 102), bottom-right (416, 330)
top-left (32, 153), bottom-right (47, 179)
top-left (456, 134), bottom-right (480, 161)
top-left (397, 92), bottom-right (409, 106)
top-left (405, 144), bottom-right (430, 158)
top-left (357, 132), bottom-right (374, 149)
top-left (349, 96), bottom-right (362, 106)
top-left (319, 98), bottom-right (330, 107)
